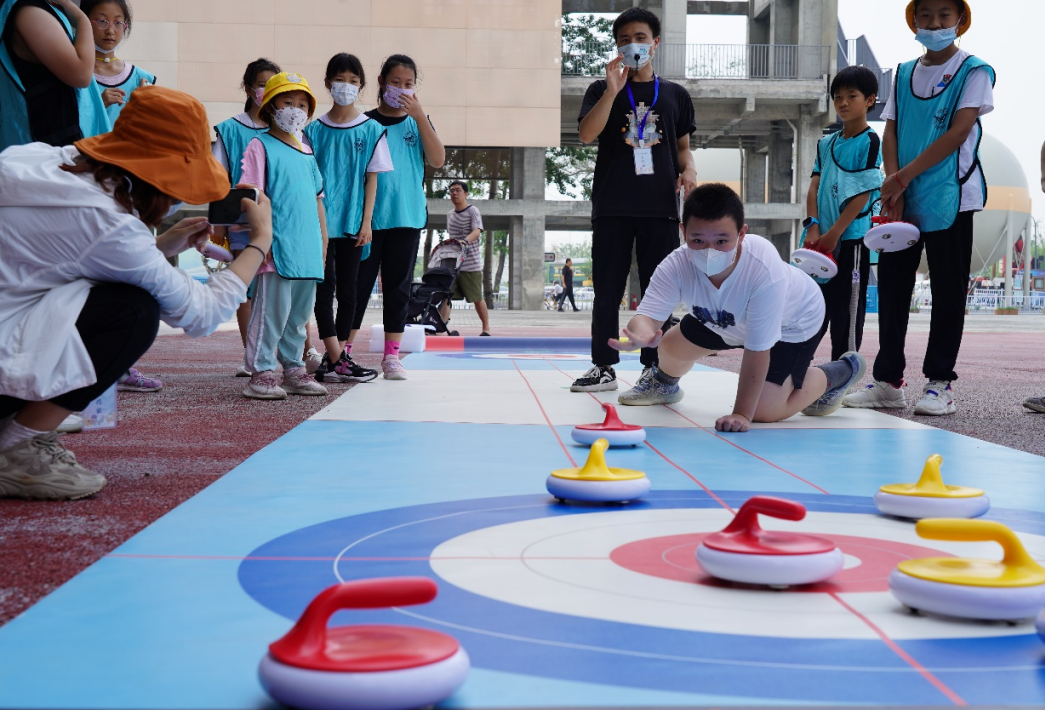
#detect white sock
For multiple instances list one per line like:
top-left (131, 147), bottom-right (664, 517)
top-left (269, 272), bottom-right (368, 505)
top-left (0, 418), bottom-right (49, 450)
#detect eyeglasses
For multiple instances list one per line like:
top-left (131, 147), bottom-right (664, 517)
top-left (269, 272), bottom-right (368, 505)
top-left (91, 19), bottom-right (129, 31)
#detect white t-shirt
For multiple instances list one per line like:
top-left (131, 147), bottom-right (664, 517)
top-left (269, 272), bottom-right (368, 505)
top-left (881, 49), bottom-right (994, 211)
top-left (637, 235), bottom-right (825, 351)
top-left (316, 113), bottom-right (394, 173)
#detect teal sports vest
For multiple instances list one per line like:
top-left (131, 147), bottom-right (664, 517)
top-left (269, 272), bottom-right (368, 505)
top-left (304, 117), bottom-right (385, 239)
top-left (257, 132), bottom-right (325, 281)
top-left (369, 114), bottom-right (427, 231)
top-left (895, 55), bottom-right (995, 233)
top-left (215, 116), bottom-right (268, 186)
top-left (0, 0), bottom-right (110, 150)
top-left (98, 64), bottom-right (156, 124)
top-left (814, 128), bottom-right (882, 242)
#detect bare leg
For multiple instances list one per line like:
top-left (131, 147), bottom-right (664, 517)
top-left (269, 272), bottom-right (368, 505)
top-left (13, 401), bottom-right (71, 433)
top-left (751, 368), bottom-right (828, 423)
top-left (230, 249), bottom-right (251, 347)
top-left (656, 327), bottom-right (714, 377)
top-left (322, 336), bottom-right (343, 361)
top-left (474, 300), bottom-right (491, 333)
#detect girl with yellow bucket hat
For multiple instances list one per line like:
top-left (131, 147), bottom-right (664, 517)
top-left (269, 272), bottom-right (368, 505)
top-left (0, 85), bottom-right (274, 500)
top-left (844, 0), bottom-right (994, 417)
top-left (239, 71), bottom-right (331, 400)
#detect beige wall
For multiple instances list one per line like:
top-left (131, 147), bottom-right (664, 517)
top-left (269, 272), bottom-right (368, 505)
top-left (123, 0), bottom-right (562, 147)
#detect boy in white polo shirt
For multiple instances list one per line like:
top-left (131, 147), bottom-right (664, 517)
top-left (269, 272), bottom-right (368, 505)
top-left (613, 183), bottom-right (866, 432)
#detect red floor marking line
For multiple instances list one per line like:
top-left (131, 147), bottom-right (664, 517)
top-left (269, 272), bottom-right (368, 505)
top-left (643, 440), bottom-right (735, 514)
top-left (106, 554), bottom-right (611, 561)
top-left (512, 359), bottom-right (577, 467)
top-left (828, 591), bottom-right (967, 707)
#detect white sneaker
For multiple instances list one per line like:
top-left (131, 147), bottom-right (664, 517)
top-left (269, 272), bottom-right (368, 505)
top-left (282, 367), bottom-right (328, 396)
top-left (304, 347), bottom-right (323, 374)
top-left (0, 432), bottom-right (106, 500)
top-left (914, 380), bottom-right (956, 416)
top-left (235, 365), bottom-right (251, 377)
top-left (56, 413), bottom-right (83, 433)
top-left (242, 370), bottom-right (288, 400)
top-left (382, 358), bottom-right (407, 380)
top-left (842, 380), bottom-right (907, 409)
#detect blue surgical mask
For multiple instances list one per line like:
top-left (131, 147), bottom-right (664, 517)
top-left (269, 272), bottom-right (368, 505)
top-left (916, 26), bottom-right (958, 52)
top-left (330, 82), bottom-right (359, 107)
top-left (165, 201), bottom-right (183, 219)
top-left (618, 43), bottom-right (652, 70)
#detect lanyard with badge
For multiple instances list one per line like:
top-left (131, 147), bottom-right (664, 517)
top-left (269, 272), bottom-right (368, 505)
top-left (627, 75), bottom-right (659, 176)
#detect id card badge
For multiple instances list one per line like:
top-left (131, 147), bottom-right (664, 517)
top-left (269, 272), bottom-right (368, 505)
top-left (634, 147), bottom-right (654, 175)
top-left (82, 383), bottom-right (118, 431)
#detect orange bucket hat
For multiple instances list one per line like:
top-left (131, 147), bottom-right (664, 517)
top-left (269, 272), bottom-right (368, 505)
top-left (906, 0), bottom-right (972, 37)
top-left (74, 85), bottom-right (229, 205)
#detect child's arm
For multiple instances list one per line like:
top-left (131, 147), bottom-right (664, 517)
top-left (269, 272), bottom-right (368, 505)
top-left (881, 119), bottom-right (904, 219)
top-left (881, 108), bottom-right (980, 210)
top-left (610, 314), bottom-right (663, 351)
top-left (717, 348), bottom-right (771, 433)
top-left (355, 172), bottom-right (376, 247)
top-left (803, 175), bottom-right (821, 246)
top-left (1039, 139), bottom-right (1045, 194)
top-left (317, 197), bottom-right (328, 265)
top-left (400, 94), bottom-right (445, 168)
top-left (809, 190), bottom-right (873, 255)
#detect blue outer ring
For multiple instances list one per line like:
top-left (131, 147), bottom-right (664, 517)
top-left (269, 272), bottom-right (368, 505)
top-left (238, 491), bottom-right (1045, 706)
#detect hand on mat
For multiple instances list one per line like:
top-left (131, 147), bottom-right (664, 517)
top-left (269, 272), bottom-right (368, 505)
top-left (157, 217), bottom-right (212, 257)
top-left (609, 326), bottom-right (662, 352)
top-left (715, 413), bottom-right (750, 433)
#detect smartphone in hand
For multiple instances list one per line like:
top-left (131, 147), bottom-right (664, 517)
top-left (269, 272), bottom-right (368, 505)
top-left (208, 188), bottom-right (259, 227)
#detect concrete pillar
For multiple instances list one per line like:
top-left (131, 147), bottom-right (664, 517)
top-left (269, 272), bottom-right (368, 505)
top-left (508, 147), bottom-right (546, 311)
top-left (764, 121), bottom-right (793, 258)
top-left (794, 114), bottom-right (820, 214)
top-left (659, 0), bottom-right (687, 78)
top-left (743, 147), bottom-right (766, 204)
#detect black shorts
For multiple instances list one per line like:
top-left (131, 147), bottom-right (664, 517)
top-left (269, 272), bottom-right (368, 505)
top-left (678, 314), bottom-right (819, 388)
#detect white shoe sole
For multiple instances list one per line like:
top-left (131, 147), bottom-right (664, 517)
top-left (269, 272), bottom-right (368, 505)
top-left (619, 390), bottom-right (684, 406)
top-left (242, 387), bottom-right (287, 400)
top-left (570, 381), bottom-right (618, 393)
top-left (284, 386), bottom-right (328, 396)
top-left (842, 399), bottom-right (906, 409)
top-left (914, 402), bottom-right (957, 416)
top-left (0, 475), bottom-right (106, 501)
top-left (117, 384), bottom-right (162, 392)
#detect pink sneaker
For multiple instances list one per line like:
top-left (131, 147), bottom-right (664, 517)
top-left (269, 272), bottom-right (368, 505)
top-left (117, 367), bottom-right (163, 392)
top-left (242, 370), bottom-right (287, 400)
top-left (381, 358), bottom-right (407, 381)
top-left (282, 367), bottom-right (328, 396)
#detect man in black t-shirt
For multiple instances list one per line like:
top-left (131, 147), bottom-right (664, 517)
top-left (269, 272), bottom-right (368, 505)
top-left (558, 258), bottom-right (578, 311)
top-left (571, 6), bottom-right (697, 394)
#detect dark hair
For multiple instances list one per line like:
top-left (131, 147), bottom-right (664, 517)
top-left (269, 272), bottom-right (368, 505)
top-left (612, 7), bottom-right (660, 40)
top-left (376, 54), bottom-right (417, 107)
top-left (242, 58), bottom-right (281, 113)
top-left (830, 66), bottom-right (878, 99)
top-left (448, 180), bottom-right (469, 193)
top-left (325, 53), bottom-right (366, 87)
top-left (565, 258), bottom-right (572, 264)
top-left (912, 0), bottom-right (966, 12)
top-left (60, 156), bottom-right (173, 228)
top-left (81, 0), bottom-right (132, 32)
top-left (682, 183), bottom-right (745, 231)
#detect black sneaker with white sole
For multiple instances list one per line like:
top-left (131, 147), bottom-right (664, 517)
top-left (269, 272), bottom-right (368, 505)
top-left (570, 365), bottom-right (617, 392)
top-left (333, 351), bottom-right (379, 383)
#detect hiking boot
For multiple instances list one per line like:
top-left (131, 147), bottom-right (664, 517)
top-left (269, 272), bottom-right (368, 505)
top-left (802, 351), bottom-right (867, 417)
top-left (843, 380), bottom-right (907, 409)
top-left (382, 358), bottom-right (407, 380)
top-left (1023, 396), bottom-right (1045, 413)
top-left (914, 380), bottom-right (956, 416)
top-left (571, 365), bottom-right (617, 392)
top-left (242, 370), bottom-right (287, 400)
top-left (618, 366), bottom-right (683, 406)
top-left (117, 367), bottom-right (162, 392)
top-left (333, 352), bottom-right (378, 383)
top-left (0, 433), bottom-right (106, 500)
top-left (282, 367), bottom-right (328, 396)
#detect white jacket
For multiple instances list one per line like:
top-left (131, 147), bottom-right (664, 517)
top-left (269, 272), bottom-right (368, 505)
top-left (0, 143), bottom-right (247, 401)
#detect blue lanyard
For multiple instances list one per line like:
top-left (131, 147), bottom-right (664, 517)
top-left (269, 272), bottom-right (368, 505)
top-left (626, 75), bottom-right (660, 144)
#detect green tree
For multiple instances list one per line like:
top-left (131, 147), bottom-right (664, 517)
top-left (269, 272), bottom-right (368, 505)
top-left (546, 146), bottom-right (597, 200)
top-left (561, 13), bottom-right (613, 77)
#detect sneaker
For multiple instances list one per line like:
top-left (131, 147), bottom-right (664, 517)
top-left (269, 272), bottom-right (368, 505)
top-left (914, 380), bottom-right (956, 416)
top-left (333, 352), bottom-right (378, 383)
top-left (1023, 396), bottom-right (1045, 413)
top-left (282, 367), bottom-right (328, 396)
top-left (313, 353), bottom-right (341, 383)
top-left (843, 380), bottom-right (907, 409)
top-left (242, 370), bottom-right (287, 400)
top-left (235, 365), bottom-right (251, 378)
top-left (56, 413), bottom-right (83, 434)
top-left (802, 351), bottom-right (867, 417)
top-left (304, 347), bottom-right (323, 374)
top-left (0, 433), bottom-right (106, 500)
top-left (570, 365), bottom-right (617, 392)
top-left (382, 358), bottom-right (407, 381)
top-left (117, 367), bottom-right (162, 392)
top-left (618, 366), bottom-right (684, 406)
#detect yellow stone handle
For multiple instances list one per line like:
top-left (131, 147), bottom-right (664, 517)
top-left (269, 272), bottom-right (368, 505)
top-left (912, 454), bottom-right (949, 495)
top-left (577, 438), bottom-right (611, 479)
top-left (916, 519), bottom-right (1039, 569)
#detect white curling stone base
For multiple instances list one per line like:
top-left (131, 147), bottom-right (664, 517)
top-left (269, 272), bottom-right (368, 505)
top-left (874, 491), bottom-right (990, 520)
top-left (545, 475), bottom-right (651, 503)
top-left (864, 222), bottom-right (920, 254)
top-left (1036, 610), bottom-right (1045, 642)
top-left (695, 544), bottom-right (844, 586)
top-left (570, 427), bottom-right (646, 447)
top-left (889, 570), bottom-right (1045, 621)
top-left (259, 648), bottom-right (470, 710)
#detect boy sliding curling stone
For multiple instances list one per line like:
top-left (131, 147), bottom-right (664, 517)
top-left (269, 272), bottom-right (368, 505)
top-left (611, 184), bottom-right (866, 433)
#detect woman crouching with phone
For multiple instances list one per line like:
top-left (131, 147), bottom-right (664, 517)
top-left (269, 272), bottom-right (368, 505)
top-left (0, 85), bottom-right (273, 501)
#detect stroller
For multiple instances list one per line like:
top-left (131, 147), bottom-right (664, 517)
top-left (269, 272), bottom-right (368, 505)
top-left (408, 239), bottom-right (464, 336)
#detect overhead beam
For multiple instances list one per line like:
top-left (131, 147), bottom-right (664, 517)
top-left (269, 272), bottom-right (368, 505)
top-left (687, 1), bottom-right (749, 14)
top-left (562, 0), bottom-right (749, 14)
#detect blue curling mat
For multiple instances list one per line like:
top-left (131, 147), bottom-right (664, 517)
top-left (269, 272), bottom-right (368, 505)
top-left (2, 350), bottom-right (1045, 709)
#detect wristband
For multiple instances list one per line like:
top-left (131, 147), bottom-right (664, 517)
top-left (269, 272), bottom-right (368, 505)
top-left (893, 173), bottom-right (907, 191)
top-left (244, 243), bottom-right (267, 259)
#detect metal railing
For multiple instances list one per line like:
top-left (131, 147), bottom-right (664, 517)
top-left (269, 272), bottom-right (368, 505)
top-left (562, 42), bottom-right (831, 81)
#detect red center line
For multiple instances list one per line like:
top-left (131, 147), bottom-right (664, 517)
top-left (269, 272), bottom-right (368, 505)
top-left (828, 592), bottom-right (967, 706)
top-left (105, 554), bottom-right (610, 562)
top-left (512, 359), bottom-right (577, 467)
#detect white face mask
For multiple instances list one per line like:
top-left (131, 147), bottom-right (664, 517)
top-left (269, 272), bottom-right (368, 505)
top-left (690, 244), bottom-right (738, 277)
top-left (273, 106), bottom-right (308, 135)
top-left (619, 42), bottom-right (653, 70)
top-left (95, 42), bottom-right (122, 56)
top-left (382, 85), bottom-right (414, 108)
top-left (330, 82), bottom-right (359, 107)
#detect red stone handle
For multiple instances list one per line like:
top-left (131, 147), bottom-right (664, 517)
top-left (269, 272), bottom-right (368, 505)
top-left (721, 496), bottom-right (807, 540)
